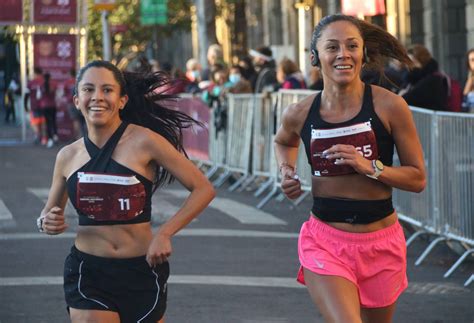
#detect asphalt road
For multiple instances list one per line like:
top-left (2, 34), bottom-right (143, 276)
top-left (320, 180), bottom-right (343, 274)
top-left (0, 144), bottom-right (473, 323)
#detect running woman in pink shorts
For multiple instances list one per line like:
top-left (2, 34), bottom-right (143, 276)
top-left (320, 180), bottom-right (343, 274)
top-left (274, 14), bottom-right (426, 323)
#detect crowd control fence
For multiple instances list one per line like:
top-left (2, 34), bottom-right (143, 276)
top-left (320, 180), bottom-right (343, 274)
top-left (177, 91), bottom-right (473, 286)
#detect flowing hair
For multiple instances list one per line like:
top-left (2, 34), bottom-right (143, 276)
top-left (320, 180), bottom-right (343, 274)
top-left (310, 14), bottom-right (413, 73)
top-left (75, 60), bottom-right (201, 189)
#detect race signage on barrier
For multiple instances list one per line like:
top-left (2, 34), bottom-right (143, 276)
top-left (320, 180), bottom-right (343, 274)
top-left (0, 0), bottom-right (23, 24)
top-left (33, 0), bottom-right (77, 24)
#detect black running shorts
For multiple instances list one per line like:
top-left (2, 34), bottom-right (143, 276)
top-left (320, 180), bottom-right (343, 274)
top-left (64, 245), bottom-right (169, 322)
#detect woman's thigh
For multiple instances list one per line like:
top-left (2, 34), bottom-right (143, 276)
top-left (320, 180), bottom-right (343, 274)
top-left (70, 308), bottom-right (120, 323)
top-left (303, 268), bottom-right (362, 323)
top-left (361, 303), bottom-right (397, 323)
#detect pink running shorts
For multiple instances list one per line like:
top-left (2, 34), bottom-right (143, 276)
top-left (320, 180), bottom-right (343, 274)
top-left (297, 214), bottom-right (408, 308)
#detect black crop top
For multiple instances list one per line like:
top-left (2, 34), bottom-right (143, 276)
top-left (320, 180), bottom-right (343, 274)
top-left (66, 122), bottom-right (153, 226)
top-left (301, 84), bottom-right (394, 176)
top-left (300, 85), bottom-right (395, 224)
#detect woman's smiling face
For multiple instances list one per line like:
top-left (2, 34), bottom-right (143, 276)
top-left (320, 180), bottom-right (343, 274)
top-left (74, 67), bottom-right (128, 127)
top-left (316, 20), bottom-right (364, 86)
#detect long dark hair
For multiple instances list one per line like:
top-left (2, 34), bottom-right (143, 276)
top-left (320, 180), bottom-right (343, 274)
top-left (310, 14), bottom-right (412, 72)
top-left (75, 60), bottom-right (200, 188)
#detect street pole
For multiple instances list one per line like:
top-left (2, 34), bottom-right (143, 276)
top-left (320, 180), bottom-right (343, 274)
top-left (195, 0), bottom-right (209, 70)
top-left (101, 10), bottom-right (112, 60)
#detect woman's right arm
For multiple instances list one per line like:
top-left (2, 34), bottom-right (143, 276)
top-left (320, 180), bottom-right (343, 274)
top-left (39, 149), bottom-right (69, 235)
top-left (274, 103), bottom-right (304, 199)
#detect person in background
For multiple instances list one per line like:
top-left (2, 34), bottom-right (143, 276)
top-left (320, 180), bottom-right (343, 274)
top-left (40, 73), bottom-right (59, 148)
top-left (399, 44), bottom-right (448, 111)
top-left (228, 65), bottom-right (252, 94)
top-left (27, 67), bottom-right (47, 145)
top-left (249, 46), bottom-right (279, 93)
top-left (274, 14), bottom-right (425, 322)
top-left (64, 68), bottom-right (84, 140)
top-left (238, 56), bottom-right (258, 91)
top-left (36, 60), bottom-right (215, 322)
top-left (201, 44), bottom-right (226, 82)
top-left (276, 57), bottom-right (307, 89)
top-left (462, 48), bottom-right (474, 112)
top-left (202, 67), bottom-right (233, 106)
top-left (4, 74), bottom-right (19, 124)
top-left (184, 58), bottom-right (202, 94)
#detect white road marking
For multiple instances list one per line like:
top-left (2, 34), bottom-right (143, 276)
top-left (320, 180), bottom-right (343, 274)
top-left (164, 189), bottom-right (287, 225)
top-left (0, 199), bottom-right (13, 220)
top-left (0, 276), bottom-right (469, 295)
top-left (0, 229), bottom-right (298, 240)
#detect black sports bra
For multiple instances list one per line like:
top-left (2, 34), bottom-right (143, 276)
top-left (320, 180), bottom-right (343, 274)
top-left (66, 122), bottom-right (153, 225)
top-left (300, 84), bottom-right (394, 177)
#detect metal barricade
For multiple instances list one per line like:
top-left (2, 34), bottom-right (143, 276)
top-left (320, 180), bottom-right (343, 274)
top-left (257, 89), bottom-right (317, 209)
top-left (212, 93), bottom-right (254, 188)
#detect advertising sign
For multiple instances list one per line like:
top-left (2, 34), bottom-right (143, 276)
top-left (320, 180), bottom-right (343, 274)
top-left (34, 34), bottom-right (76, 81)
top-left (93, 0), bottom-right (117, 11)
top-left (141, 0), bottom-right (168, 26)
top-left (34, 34), bottom-right (77, 140)
top-left (0, 0), bottom-right (23, 24)
top-left (33, 0), bottom-right (77, 24)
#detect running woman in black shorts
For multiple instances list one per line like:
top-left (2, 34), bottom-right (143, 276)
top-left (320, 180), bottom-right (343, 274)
top-left (37, 60), bottom-right (215, 322)
top-left (274, 15), bottom-right (426, 323)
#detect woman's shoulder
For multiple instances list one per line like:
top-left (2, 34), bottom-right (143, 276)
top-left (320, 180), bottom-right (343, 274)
top-left (371, 84), bottom-right (407, 110)
top-left (281, 92), bottom-right (317, 128)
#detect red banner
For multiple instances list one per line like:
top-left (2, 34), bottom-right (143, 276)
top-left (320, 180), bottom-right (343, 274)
top-left (34, 34), bottom-right (76, 81)
top-left (34, 34), bottom-right (77, 140)
top-left (0, 0), bottom-right (23, 24)
top-left (33, 0), bottom-right (77, 24)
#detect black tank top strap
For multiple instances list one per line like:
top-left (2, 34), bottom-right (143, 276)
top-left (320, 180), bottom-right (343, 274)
top-left (84, 122), bottom-right (128, 173)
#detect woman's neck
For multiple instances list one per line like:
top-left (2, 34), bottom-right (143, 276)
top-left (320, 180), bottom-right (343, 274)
top-left (321, 80), bottom-right (364, 112)
top-left (86, 119), bottom-right (123, 147)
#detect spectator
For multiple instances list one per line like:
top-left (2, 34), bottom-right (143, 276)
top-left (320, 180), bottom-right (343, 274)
top-left (184, 58), bottom-right (202, 94)
top-left (463, 48), bottom-right (474, 112)
top-left (27, 67), bottom-right (47, 145)
top-left (202, 44), bottom-right (226, 81)
top-left (40, 73), bottom-right (58, 148)
top-left (202, 67), bottom-right (233, 106)
top-left (399, 44), bottom-right (448, 111)
top-left (228, 65), bottom-right (252, 94)
top-left (238, 56), bottom-right (258, 90)
top-left (64, 68), bottom-right (84, 139)
top-left (4, 75), bottom-right (19, 124)
top-left (276, 58), bottom-right (307, 89)
top-left (249, 46), bottom-right (279, 93)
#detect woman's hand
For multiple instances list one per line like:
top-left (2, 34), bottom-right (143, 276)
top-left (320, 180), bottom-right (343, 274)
top-left (41, 206), bottom-right (68, 235)
top-left (146, 232), bottom-right (172, 268)
top-left (280, 165), bottom-right (302, 199)
top-left (323, 144), bottom-right (373, 175)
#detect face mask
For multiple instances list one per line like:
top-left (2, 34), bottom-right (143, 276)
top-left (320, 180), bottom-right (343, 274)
top-left (229, 74), bottom-right (241, 84)
top-left (191, 70), bottom-right (200, 81)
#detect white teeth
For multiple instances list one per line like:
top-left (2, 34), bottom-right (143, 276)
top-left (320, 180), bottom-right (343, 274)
top-left (90, 107), bottom-right (105, 111)
top-left (335, 65), bottom-right (351, 70)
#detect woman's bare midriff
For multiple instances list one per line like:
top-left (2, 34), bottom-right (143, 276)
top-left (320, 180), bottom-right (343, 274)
top-left (311, 173), bottom-right (398, 233)
top-left (75, 222), bottom-right (153, 258)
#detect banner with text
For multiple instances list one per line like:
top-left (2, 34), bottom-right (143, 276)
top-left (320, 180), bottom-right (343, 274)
top-left (34, 34), bottom-right (76, 81)
top-left (33, 0), bottom-right (77, 24)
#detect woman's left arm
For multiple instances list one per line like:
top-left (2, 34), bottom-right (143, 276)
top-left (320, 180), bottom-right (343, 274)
top-left (376, 94), bottom-right (426, 192)
top-left (144, 130), bottom-right (215, 266)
